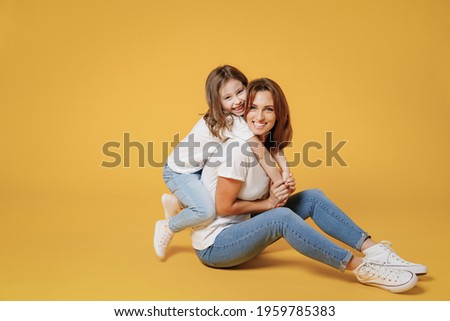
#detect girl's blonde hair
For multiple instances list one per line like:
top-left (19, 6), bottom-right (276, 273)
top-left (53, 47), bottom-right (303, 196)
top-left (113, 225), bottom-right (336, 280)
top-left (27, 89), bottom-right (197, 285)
top-left (203, 65), bottom-right (248, 138)
top-left (245, 78), bottom-right (293, 154)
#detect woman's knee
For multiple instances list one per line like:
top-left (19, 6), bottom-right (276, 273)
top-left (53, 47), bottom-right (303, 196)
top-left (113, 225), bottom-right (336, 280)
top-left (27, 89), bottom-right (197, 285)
top-left (270, 207), bottom-right (298, 222)
top-left (268, 208), bottom-right (308, 236)
top-left (302, 188), bottom-right (325, 200)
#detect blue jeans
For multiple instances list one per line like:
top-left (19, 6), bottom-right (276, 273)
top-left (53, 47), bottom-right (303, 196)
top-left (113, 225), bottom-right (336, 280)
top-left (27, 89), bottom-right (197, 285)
top-left (196, 189), bottom-right (369, 272)
top-left (163, 163), bottom-right (215, 232)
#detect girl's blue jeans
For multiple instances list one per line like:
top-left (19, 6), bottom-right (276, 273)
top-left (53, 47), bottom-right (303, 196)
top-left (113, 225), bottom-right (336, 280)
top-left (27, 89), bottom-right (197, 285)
top-left (163, 163), bottom-right (215, 232)
top-left (196, 189), bottom-right (369, 272)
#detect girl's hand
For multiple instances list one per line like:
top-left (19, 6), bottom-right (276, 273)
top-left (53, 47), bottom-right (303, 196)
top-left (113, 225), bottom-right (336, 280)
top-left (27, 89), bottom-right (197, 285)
top-left (267, 179), bottom-right (290, 209)
top-left (285, 172), bottom-right (296, 195)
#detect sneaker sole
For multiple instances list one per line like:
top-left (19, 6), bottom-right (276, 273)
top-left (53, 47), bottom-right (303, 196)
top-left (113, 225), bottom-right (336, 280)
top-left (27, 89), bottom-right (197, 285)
top-left (365, 272), bottom-right (418, 293)
top-left (395, 266), bottom-right (427, 275)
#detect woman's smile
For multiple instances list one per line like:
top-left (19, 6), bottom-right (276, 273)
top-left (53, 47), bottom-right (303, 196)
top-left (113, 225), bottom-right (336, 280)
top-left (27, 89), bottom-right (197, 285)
top-left (246, 90), bottom-right (276, 139)
top-left (251, 120), bottom-right (268, 129)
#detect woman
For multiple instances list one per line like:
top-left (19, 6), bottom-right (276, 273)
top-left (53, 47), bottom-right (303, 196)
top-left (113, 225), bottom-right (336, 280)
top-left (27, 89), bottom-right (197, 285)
top-left (190, 78), bottom-right (427, 293)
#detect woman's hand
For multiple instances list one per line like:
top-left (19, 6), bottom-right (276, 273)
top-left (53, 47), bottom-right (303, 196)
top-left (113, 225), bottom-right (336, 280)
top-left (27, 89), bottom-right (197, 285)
top-left (267, 179), bottom-right (290, 209)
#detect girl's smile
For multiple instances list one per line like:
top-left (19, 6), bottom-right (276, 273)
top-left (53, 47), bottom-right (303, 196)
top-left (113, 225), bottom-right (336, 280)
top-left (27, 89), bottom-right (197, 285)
top-left (219, 79), bottom-right (247, 116)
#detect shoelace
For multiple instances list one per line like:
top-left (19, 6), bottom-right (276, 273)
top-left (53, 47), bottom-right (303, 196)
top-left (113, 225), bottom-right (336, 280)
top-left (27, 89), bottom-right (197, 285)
top-left (158, 225), bottom-right (174, 246)
top-left (379, 241), bottom-right (409, 264)
top-left (356, 260), bottom-right (402, 282)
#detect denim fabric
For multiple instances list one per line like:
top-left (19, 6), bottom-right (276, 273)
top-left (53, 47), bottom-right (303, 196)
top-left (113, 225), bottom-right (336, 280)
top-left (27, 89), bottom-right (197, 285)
top-left (196, 189), bottom-right (369, 272)
top-left (163, 163), bottom-right (215, 232)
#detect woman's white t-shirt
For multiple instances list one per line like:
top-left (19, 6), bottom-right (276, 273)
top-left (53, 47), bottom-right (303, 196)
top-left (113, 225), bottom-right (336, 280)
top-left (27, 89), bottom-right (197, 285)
top-left (167, 116), bottom-right (254, 174)
top-left (191, 138), bottom-right (270, 250)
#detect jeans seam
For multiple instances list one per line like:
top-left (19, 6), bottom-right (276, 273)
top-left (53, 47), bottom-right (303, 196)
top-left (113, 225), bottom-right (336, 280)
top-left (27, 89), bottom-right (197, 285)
top-left (212, 220), bottom-right (279, 250)
top-left (213, 217), bottom-right (343, 266)
top-left (299, 197), bottom-right (360, 232)
top-left (284, 222), bottom-right (343, 263)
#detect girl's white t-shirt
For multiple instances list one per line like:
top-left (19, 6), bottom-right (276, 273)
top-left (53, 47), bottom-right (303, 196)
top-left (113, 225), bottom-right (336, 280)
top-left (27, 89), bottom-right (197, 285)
top-left (167, 115), bottom-right (254, 174)
top-left (191, 138), bottom-right (270, 250)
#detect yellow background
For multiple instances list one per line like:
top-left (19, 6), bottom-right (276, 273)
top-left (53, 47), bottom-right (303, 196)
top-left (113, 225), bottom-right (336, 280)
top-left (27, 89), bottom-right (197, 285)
top-left (1, 0), bottom-right (449, 300)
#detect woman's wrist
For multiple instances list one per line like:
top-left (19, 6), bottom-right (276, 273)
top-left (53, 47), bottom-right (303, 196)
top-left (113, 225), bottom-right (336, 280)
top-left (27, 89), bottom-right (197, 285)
top-left (266, 197), bottom-right (276, 210)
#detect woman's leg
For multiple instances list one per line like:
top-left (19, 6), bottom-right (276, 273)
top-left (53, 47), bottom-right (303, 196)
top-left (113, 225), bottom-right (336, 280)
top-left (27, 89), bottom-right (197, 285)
top-left (163, 164), bottom-right (215, 232)
top-left (284, 189), bottom-right (369, 251)
top-left (284, 189), bottom-right (428, 276)
top-left (196, 207), bottom-right (418, 293)
top-left (196, 208), bottom-right (353, 272)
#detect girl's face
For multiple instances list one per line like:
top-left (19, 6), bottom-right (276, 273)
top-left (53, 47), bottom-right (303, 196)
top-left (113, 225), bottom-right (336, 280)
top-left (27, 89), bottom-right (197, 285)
top-left (219, 79), bottom-right (247, 116)
top-left (245, 90), bottom-right (277, 140)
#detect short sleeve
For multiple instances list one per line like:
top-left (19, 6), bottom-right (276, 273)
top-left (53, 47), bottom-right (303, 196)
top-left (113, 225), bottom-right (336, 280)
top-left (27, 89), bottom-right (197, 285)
top-left (217, 139), bottom-right (252, 182)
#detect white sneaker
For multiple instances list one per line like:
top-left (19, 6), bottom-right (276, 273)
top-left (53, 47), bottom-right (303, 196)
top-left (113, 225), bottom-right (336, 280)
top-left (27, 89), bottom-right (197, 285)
top-left (353, 260), bottom-right (418, 293)
top-left (363, 240), bottom-right (428, 275)
top-left (153, 220), bottom-right (174, 259)
top-left (161, 193), bottom-right (181, 220)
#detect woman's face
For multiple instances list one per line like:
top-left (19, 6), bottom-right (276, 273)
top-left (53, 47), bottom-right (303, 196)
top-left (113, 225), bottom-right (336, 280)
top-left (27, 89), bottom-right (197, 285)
top-left (245, 90), bottom-right (276, 140)
top-left (219, 79), bottom-right (247, 116)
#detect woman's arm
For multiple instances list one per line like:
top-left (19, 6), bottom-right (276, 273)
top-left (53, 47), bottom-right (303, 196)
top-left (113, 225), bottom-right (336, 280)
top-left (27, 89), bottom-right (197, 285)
top-left (215, 176), bottom-right (288, 216)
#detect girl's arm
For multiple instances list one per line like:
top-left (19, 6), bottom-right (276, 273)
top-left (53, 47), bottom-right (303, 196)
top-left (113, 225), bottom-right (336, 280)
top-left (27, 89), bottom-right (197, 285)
top-left (273, 149), bottom-right (291, 181)
top-left (246, 136), bottom-right (288, 184)
top-left (215, 176), bottom-right (288, 216)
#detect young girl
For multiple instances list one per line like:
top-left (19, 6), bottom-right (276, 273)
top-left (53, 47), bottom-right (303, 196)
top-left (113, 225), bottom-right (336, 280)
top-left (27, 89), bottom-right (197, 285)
top-left (154, 65), bottom-right (292, 259)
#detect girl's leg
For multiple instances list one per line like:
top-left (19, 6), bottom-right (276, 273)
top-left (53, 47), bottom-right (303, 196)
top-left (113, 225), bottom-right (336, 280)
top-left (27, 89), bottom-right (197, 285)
top-left (196, 208), bottom-right (353, 272)
top-left (284, 189), bottom-right (369, 251)
top-left (163, 165), bottom-right (215, 232)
